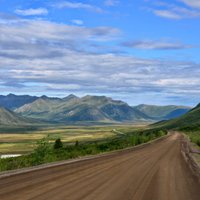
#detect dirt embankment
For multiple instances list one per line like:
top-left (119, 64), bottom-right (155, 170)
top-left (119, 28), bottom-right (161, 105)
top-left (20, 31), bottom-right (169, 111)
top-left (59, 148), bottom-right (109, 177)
top-left (181, 133), bottom-right (200, 183)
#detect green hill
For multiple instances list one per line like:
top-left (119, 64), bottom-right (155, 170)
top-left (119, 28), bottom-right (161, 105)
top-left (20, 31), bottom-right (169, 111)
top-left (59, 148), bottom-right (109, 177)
top-left (134, 104), bottom-right (190, 120)
top-left (154, 103), bottom-right (200, 129)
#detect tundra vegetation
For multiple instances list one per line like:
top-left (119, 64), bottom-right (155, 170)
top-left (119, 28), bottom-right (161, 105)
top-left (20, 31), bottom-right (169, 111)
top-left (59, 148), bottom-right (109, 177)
top-left (180, 126), bottom-right (200, 147)
top-left (0, 125), bottom-right (145, 154)
top-left (178, 125), bottom-right (200, 164)
top-left (0, 129), bottom-right (167, 171)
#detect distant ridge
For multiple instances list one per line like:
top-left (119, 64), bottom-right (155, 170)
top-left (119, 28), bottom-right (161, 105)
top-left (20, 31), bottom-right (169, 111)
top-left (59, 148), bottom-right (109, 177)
top-left (0, 94), bottom-right (38, 110)
top-left (0, 94), bottom-right (64, 110)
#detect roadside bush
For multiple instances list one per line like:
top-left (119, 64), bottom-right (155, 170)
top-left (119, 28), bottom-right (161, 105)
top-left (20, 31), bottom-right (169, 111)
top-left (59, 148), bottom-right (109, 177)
top-left (32, 137), bottom-right (52, 164)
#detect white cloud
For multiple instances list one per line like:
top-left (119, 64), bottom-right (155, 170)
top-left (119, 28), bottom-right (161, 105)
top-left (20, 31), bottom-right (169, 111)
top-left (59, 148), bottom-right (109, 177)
top-left (104, 0), bottom-right (119, 6)
top-left (53, 1), bottom-right (104, 13)
top-left (154, 6), bottom-right (200, 19)
top-left (146, 1), bottom-right (200, 19)
top-left (15, 8), bottom-right (48, 16)
top-left (122, 39), bottom-right (191, 50)
top-left (180, 0), bottom-right (200, 9)
top-left (155, 78), bottom-right (199, 86)
top-left (71, 19), bottom-right (84, 25)
top-left (47, 83), bottom-right (81, 90)
top-left (153, 9), bottom-right (181, 19)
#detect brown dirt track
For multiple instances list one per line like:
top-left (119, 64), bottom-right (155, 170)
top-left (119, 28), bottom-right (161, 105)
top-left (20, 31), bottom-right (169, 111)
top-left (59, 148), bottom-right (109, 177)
top-left (0, 133), bottom-right (200, 200)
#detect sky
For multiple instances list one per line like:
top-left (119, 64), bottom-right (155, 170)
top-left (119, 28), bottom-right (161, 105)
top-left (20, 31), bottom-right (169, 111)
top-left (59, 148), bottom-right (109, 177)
top-left (0, 0), bottom-right (200, 106)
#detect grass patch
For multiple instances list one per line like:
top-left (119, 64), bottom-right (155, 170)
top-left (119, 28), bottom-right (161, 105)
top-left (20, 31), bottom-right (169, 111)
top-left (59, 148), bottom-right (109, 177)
top-left (181, 128), bottom-right (200, 165)
top-left (183, 131), bottom-right (200, 147)
top-left (180, 125), bottom-right (200, 147)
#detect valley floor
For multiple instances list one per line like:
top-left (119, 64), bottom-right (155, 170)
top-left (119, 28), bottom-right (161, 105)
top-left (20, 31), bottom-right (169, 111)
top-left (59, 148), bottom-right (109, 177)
top-left (0, 124), bottom-right (143, 154)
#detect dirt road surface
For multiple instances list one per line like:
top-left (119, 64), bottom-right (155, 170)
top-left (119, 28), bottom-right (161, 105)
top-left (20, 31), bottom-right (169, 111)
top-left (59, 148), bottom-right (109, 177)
top-left (0, 133), bottom-right (200, 200)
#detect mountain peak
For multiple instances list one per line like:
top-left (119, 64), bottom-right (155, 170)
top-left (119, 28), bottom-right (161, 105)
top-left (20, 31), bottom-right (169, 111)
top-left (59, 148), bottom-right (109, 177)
top-left (40, 95), bottom-right (49, 99)
top-left (7, 93), bottom-right (16, 97)
top-left (63, 94), bottom-right (79, 101)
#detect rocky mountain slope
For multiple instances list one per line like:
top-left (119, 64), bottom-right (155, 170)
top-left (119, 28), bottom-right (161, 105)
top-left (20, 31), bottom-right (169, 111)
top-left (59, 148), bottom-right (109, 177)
top-left (0, 106), bottom-right (33, 126)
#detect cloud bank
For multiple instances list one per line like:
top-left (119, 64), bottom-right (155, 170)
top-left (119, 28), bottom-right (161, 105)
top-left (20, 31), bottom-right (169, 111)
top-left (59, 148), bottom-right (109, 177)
top-left (0, 15), bottom-right (199, 105)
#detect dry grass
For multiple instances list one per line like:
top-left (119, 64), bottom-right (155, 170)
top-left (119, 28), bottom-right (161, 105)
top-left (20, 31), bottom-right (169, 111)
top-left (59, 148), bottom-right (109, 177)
top-left (0, 124), bottom-right (146, 154)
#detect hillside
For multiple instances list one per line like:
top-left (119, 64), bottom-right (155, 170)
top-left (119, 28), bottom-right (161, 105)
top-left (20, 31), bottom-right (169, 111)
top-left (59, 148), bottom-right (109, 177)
top-left (154, 103), bottom-right (200, 129)
top-left (0, 107), bottom-right (33, 126)
top-left (134, 104), bottom-right (190, 120)
top-left (15, 95), bottom-right (149, 123)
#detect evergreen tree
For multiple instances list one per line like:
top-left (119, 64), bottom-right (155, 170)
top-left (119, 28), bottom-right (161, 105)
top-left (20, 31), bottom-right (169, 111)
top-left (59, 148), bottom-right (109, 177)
top-left (54, 138), bottom-right (63, 149)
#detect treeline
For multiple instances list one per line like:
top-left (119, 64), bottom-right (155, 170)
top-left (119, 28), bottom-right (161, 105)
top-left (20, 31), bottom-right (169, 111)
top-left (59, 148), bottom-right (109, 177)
top-left (0, 129), bottom-right (167, 172)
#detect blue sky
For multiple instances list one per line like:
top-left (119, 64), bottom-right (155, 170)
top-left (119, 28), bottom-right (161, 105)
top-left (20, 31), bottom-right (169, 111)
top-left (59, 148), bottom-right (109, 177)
top-left (0, 0), bottom-right (200, 106)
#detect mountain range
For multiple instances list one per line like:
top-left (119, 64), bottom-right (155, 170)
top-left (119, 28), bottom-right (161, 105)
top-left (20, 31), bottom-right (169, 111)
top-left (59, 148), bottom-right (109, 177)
top-left (0, 94), bottom-right (192, 125)
top-left (15, 95), bottom-right (149, 123)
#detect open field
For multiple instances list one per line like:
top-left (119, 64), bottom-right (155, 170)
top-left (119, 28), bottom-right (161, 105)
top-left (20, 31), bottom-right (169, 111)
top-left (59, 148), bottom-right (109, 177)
top-left (0, 124), bottom-right (146, 154)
